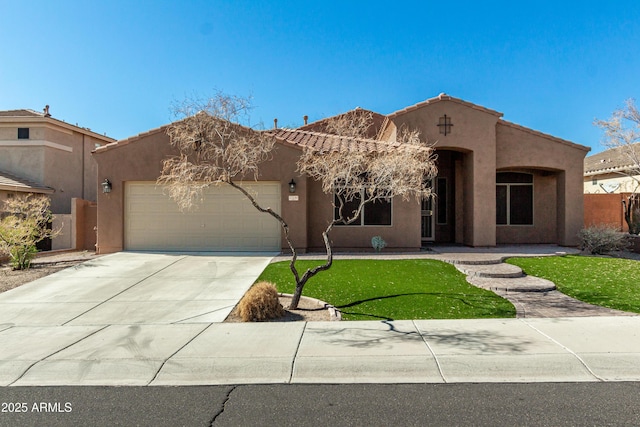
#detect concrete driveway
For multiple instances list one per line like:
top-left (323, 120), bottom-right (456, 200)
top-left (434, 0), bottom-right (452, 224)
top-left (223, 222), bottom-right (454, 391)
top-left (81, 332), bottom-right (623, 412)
top-left (0, 252), bottom-right (276, 327)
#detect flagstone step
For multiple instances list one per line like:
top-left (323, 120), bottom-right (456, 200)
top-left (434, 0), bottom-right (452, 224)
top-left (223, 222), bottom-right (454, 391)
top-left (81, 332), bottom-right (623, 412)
top-left (440, 257), bottom-right (503, 266)
top-left (466, 275), bottom-right (557, 293)
top-left (454, 262), bottom-right (524, 278)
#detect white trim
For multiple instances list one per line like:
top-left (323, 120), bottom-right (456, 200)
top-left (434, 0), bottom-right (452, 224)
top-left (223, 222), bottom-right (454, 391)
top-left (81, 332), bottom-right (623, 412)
top-left (0, 140), bottom-right (73, 152)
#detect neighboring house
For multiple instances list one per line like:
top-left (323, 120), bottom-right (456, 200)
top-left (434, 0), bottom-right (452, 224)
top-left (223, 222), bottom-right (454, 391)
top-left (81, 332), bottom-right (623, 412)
top-left (93, 94), bottom-right (589, 254)
top-left (583, 142), bottom-right (640, 231)
top-left (584, 143), bottom-right (640, 195)
top-left (0, 107), bottom-right (115, 249)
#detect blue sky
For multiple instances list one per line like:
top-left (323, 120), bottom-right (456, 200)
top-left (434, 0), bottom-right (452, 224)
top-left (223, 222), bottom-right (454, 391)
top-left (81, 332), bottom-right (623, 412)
top-left (1, 1), bottom-right (639, 154)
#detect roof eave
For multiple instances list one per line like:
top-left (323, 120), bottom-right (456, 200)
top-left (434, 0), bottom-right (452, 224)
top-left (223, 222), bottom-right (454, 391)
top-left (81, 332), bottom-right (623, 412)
top-left (499, 120), bottom-right (590, 152)
top-left (388, 93), bottom-right (504, 119)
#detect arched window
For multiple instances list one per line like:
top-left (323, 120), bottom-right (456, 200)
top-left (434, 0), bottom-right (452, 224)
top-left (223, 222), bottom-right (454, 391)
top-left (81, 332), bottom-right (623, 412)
top-left (496, 172), bottom-right (533, 225)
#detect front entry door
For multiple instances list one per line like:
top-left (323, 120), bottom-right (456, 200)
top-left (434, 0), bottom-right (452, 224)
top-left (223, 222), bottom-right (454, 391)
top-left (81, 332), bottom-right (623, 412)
top-left (421, 196), bottom-right (434, 243)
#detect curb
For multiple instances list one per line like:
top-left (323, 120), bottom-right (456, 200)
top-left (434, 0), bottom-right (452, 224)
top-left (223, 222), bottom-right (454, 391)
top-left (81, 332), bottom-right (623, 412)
top-left (279, 293), bottom-right (342, 321)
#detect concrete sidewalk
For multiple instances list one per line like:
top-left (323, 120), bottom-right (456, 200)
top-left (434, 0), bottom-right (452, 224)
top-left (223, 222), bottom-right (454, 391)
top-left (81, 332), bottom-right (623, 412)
top-left (1, 317), bottom-right (639, 385)
top-left (1, 245), bottom-right (639, 386)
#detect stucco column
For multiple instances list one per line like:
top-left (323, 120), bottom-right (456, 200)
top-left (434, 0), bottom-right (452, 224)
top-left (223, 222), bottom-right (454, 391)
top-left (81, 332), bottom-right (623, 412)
top-left (463, 150), bottom-right (496, 246)
top-left (557, 170), bottom-right (583, 246)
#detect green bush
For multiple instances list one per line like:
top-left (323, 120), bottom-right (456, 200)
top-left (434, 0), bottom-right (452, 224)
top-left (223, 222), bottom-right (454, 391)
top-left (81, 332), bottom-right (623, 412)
top-left (0, 194), bottom-right (58, 270)
top-left (9, 245), bottom-right (38, 270)
top-left (578, 225), bottom-right (629, 254)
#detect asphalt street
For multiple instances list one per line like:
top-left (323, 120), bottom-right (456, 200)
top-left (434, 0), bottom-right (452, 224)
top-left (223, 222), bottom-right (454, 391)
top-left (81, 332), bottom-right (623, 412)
top-left (1, 383), bottom-right (639, 426)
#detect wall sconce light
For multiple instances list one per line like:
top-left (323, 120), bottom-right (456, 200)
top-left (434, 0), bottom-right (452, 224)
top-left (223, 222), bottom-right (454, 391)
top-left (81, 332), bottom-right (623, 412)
top-left (288, 179), bottom-right (296, 193)
top-left (101, 178), bottom-right (112, 194)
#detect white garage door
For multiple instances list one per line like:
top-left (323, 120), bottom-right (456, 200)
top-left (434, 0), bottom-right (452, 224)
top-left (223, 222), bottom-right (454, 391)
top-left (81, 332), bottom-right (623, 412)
top-left (124, 182), bottom-right (281, 251)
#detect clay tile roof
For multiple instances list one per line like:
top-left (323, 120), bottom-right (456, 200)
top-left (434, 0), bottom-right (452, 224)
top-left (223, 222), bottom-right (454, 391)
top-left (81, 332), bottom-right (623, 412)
top-left (272, 128), bottom-right (401, 153)
top-left (0, 170), bottom-right (54, 194)
top-left (584, 143), bottom-right (640, 175)
top-left (0, 109), bottom-right (44, 117)
top-left (298, 108), bottom-right (388, 139)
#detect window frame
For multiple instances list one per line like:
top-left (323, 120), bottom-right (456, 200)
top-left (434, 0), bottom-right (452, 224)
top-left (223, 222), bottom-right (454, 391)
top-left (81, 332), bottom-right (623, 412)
top-left (334, 188), bottom-right (393, 227)
top-left (496, 172), bottom-right (534, 226)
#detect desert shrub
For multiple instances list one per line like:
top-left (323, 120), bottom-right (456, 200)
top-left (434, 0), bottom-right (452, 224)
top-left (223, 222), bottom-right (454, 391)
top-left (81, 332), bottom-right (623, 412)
top-left (371, 235), bottom-right (387, 253)
top-left (237, 281), bottom-right (285, 322)
top-left (0, 194), bottom-right (59, 270)
top-left (578, 225), bottom-right (629, 254)
top-left (8, 245), bottom-right (38, 270)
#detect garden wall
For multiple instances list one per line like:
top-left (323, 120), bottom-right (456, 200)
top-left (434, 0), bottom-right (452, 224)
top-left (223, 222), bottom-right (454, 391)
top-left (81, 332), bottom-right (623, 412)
top-left (584, 193), bottom-right (631, 232)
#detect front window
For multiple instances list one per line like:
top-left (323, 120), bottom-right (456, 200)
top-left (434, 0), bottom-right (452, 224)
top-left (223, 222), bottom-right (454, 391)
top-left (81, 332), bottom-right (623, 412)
top-left (334, 190), bottom-right (392, 226)
top-left (496, 172), bottom-right (533, 225)
top-left (17, 128), bottom-right (29, 139)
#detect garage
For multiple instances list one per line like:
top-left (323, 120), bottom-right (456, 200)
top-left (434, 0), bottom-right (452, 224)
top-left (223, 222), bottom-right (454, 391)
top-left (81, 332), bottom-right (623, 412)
top-left (124, 181), bottom-right (281, 251)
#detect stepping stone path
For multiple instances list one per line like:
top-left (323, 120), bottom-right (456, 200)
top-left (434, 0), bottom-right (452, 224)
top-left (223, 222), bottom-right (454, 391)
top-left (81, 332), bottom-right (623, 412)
top-left (442, 256), bottom-right (636, 318)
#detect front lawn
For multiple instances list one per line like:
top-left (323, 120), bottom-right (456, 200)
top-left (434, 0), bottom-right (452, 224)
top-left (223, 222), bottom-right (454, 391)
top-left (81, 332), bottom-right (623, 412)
top-left (257, 259), bottom-right (516, 321)
top-left (507, 255), bottom-right (640, 314)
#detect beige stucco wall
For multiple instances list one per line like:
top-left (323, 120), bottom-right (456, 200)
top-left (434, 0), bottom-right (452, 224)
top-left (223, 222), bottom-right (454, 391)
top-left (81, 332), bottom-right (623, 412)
top-left (306, 179), bottom-right (421, 251)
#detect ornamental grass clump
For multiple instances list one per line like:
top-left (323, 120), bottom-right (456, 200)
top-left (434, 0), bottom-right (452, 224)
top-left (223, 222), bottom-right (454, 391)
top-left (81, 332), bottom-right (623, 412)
top-left (237, 281), bottom-right (285, 322)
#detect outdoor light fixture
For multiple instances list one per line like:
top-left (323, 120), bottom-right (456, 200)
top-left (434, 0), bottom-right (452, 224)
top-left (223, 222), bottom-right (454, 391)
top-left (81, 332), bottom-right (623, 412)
top-left (289, 179), bottom-right (296, 193)
top-left (101, 178), bottom-right (112, 194)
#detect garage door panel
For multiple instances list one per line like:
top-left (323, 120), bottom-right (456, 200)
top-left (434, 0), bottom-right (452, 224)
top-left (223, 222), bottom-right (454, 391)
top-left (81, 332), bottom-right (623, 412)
top-left (125, 182), bottom-right (281, 251)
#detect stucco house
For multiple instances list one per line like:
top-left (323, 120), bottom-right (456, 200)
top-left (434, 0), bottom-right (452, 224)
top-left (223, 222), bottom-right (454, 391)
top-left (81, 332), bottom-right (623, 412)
top-left (93, 94), bottom-right (589, 254)
top-left (0, 107), bottom-right (115, 249)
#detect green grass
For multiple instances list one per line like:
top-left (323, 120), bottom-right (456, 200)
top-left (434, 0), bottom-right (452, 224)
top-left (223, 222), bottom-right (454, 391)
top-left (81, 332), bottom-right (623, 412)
top-left (257, 259), bottom-right (516, 321)
top-left (507, 255), bottom-right (640, 314)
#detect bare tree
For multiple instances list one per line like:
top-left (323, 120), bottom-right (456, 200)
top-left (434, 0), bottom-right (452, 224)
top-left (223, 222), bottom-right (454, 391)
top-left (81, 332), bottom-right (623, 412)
top-left (288, 126), bottom-right (437, 308)
top-left (0, 194), bottom-right (59, 270)
top-left (595, 99), bottom-right (640, 234)
top-left (159, 92), bottom-right (437, 311)
top-left (158, 93), bottom-right (301, 280)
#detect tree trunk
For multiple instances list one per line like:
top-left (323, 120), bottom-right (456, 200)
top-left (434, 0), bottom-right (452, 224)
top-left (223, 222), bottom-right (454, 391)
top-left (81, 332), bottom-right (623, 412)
top-left (624, 194), bottom-right (640, 235)
top-left (288, 222), bottom-right (335, 309)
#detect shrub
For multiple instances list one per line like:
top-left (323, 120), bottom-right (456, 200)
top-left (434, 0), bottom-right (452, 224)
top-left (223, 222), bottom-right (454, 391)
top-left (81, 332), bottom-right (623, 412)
top-left (578, 225), bottom-right (629, 254)
top-left (371, 235), bottom-right (387, 253)
top-left (0, 194), bottom-right (59, 270)
top-left (237, 281), bottom-right (285, 322)
top-left (9, 245), bottom-right (38, 270)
